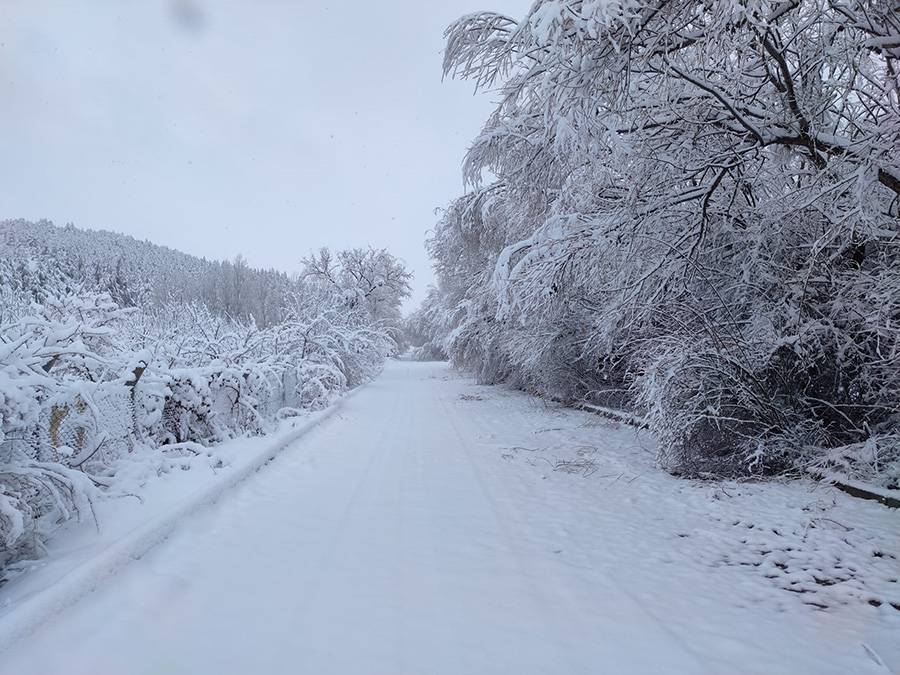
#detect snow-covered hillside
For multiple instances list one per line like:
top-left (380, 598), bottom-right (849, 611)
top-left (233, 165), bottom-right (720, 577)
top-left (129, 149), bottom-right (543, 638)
top-left (1, 219), bottom-right (305, 326)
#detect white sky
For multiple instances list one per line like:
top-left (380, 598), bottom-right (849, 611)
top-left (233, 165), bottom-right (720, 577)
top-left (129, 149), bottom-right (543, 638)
top-left (0, 0), bottom-right (526, 309)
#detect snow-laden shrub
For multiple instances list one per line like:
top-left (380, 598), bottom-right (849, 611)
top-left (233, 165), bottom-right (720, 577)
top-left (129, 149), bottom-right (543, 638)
top-left (156, 370), bottom-right (217, 445)
top-left (802, 435), bottom-right (900, 493)
top-left (295, 361), bottom-right (344, 410)
top-left (0, 291), bottom-right (118, 571)
top-left (0, 460), bottom-right (97, 572)
top-left (0, 363), bottom-right (43, 445)
top-left (638, 341), bottom-right (786, 477)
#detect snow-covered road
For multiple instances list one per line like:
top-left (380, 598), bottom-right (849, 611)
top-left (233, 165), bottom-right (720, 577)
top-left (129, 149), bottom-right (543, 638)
top-left (1, 362), bottom-right (897, 674)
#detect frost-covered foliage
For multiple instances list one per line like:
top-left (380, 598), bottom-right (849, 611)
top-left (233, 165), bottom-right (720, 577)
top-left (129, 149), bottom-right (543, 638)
top-left (403, 287), bottom-right (450, 361)
top-left (301, 247), bottom-right (412, 347)
top-left (1, 240), bottom-right (402, 574)
top-left (422, 0), bottom-right (900, 483)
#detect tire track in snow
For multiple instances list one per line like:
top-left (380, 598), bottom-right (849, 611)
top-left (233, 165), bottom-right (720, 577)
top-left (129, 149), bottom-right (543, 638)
top-left (455, 393), bottom-right (715, 673)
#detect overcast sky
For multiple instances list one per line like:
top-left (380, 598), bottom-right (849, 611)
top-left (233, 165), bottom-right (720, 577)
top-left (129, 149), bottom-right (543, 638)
top-left (0, 0), bottom-right (525, 309)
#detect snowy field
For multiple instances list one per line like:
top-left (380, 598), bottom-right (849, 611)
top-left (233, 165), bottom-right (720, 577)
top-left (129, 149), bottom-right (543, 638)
top-left (0, 361), bottom-right (896, 675)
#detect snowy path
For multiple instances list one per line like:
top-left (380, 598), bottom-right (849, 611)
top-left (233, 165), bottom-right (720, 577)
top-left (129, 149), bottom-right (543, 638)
top-left (1, 362), bottom-right (897, 674)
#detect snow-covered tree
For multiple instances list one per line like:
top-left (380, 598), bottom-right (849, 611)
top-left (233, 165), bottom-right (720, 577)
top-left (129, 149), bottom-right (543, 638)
top-left (302, 247), bottom-right (412, 338)
top-left (403, 286), bottom-right (450, 361)
top-left (422, 0), bottom-right (900, 480)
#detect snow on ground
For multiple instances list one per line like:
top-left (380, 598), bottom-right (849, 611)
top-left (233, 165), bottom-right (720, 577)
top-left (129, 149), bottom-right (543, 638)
top-left (0, 404), bottom-right (345, 632)
top-left (0, 361), bottom-right (897, 674)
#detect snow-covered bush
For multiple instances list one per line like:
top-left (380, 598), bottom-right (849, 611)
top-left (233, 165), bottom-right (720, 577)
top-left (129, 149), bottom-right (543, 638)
top-left (420, 0), bottom-right (900, 483)
top-left (0, 459), bottom-right (97, 571)
top-left (803, 435), bottom-right (900, 493)
top-left (0, 289), bottom-right (123, 571)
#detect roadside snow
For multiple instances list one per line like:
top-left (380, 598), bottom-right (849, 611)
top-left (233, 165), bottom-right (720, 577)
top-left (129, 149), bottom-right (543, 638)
top-left (0, 402), bottom-right (347, 645)
top-left (0, 361), bottom-right (897, 674)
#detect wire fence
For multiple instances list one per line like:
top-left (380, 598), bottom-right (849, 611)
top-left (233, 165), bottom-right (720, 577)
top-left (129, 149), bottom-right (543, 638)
top-left (1, 369), bottom-right (305, 472)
